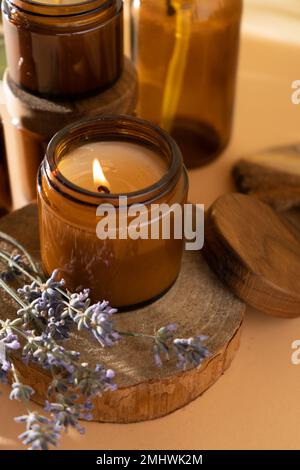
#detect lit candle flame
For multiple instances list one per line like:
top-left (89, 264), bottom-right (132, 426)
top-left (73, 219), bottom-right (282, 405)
top-left (93, 159), bottom-right (111, 194)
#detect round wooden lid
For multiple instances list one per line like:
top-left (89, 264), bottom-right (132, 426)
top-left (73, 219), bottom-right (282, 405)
top-left (204, 193), bottom-right (300, 318)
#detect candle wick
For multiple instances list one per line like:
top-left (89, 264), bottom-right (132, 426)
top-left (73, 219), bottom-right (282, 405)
top-left (97, 185), bottom-right (111, 195)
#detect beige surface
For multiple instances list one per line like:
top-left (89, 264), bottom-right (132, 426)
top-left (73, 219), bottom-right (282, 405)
top-left (1, 1), bottom-right (300, 450)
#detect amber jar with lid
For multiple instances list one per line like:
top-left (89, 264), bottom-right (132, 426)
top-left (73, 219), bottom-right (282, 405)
top-left (2, 0), bottom-right (123, 97)
top-left (37, 115), bottom-right (188, 308)
top-left (128, 0), bottom-right (242, 168)
top-left (2, 57), bottom-right (137, 209)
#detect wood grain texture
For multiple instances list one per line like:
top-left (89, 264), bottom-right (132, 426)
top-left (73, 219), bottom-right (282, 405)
top-left (0, 205), bottom-right (244, 423)
top-left (233, 144), bottom-right (300, 193)
top-left (250, 187), bottom-right (300, 212)
top-left (3, 57), bottom-right (138, 140)
top-left (204, 193), bottom-right (300, 318)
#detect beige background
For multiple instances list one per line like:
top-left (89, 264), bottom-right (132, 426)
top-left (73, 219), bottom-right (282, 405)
top-left (1, 0), bottom-right (300, 450)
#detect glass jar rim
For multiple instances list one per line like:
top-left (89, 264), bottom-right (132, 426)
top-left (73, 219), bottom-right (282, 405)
top-left (43, 115), bottom-right (185, 207)
top-left (4, 0), bottom-right (118, 17)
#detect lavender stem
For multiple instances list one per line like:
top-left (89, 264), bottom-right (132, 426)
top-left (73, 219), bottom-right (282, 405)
top-left (0, 277), bottom-right (27, 308)
top-left (118, 330), bottom-right (156, 340)
top-left (0, 232), bottom-right (42, 281)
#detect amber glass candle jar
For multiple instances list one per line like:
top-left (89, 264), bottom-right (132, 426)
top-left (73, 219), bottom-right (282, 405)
top-left (38, 115), bottom-right (188, 308)
top-left (2, 0), bottom-right (123, 97)
top-left (129, 0), bottom-right (242, 167)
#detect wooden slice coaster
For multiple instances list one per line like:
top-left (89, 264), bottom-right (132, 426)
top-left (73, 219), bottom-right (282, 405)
top-left (0, 205), bottom-right (244, 423)
top-left (204, 193), bottom-right (300, 318)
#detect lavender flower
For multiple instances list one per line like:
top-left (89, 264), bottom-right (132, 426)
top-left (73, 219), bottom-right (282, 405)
top-left (17, 270), bottom-right (70, 340)
top-left (151, 326), bottom-right (211, 370)
top-left (0, 359), bottom-right (10, 384)
top-left (45, 396), bottom-right (85, 434)
top-left (45, 363), bottom-right (116, 434)
top-left (10, 382), bottom-right (34, 401)
top-left (0, 328), bottom-right (21, 382)
top-left (71, 300), bottom-right (120, 347)
top-left (22, 333), bottom-right (79, 372)
top-left (46, 315), bottom-right (71, 340)
top-left (15, 412), bottom-right (60, 450)
top-left (1, 254), bottom-right (26, 282)
top-left (173, 335), bottom-right (210, 369)
top-left (18, 270), bottom-right (65, 303)
top-left (21, 330), bottom-right (117, 402)
top-left (17, 271), bottom-right (119, 345)
top-left (1, 333), bottom-right (21, 351)
top-left (153, 324), bottom-right (177, 367)
top-left (62, 290), bottom-right (90, 318)
top-left (74, 363), bottom-right (117, 397)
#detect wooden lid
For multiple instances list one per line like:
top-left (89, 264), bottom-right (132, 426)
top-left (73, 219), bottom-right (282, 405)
top-left (204, 193), bottom-right (300, 318)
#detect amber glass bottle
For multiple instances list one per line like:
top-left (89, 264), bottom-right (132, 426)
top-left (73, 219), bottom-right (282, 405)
top-left (2, 0), bottom-right (123, 97)
top-left (129, 0), bottom-right (243, 167)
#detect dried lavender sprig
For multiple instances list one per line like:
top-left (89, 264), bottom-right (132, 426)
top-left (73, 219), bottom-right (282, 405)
top-left (65, 295), bottom-right (121, 347)
top-left (2, 320), bottom-right (116, 444)
top-left (9, 362), bottom-right (60, 450)
top-left (0, 258), bottom-right (211, 371)
top-left (152, 324), bottom-right (178, 367)
top-left (16, 413), bottom-right (61, 450)
top-left (0, 231), bottom-right (42, 281)
top-left (0, 276), bottom-right (46, 334)
top-left (1, 246), bottom-right (168, 348)
top-left (151, 325), bottom-right (211, 369)
top-left (45, 365), bottom-right (116, 434)
top-left (0, 323), bottom-right (22, 384)
top-left (17, 271), bottom-right (71, 340)
top-left (0, 249), bottom-right (39, 284)
top-left (0, 247), bottom-right (71, 311)
top-left (119, 324), bottom-right (210, 370)
top-left (0, 315), bottom-right (116, 398)
top-left (173, 336), bottom-right (211, 370)
top-left (0, 276), bottom-right (27, 308)
top-left (0, 247), bottom-right (73, 311)
top-left (1, 254), bottom-right (24, 282)
top-left (0, 318), bottom-right (30, 386)
top-left (0, 249), bottom-right (115, 336)
top-left (15, 269), bottom-right (211, 370)
top-left (0, 237), bottom-right (212, 450)
top-left (0, 254), bottom-right (167, 356)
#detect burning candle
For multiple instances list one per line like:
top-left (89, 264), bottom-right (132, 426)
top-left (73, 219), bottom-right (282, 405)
top-left (58, 141), bottom-right (168, 194)
top-left (2, 0), bottom-right (123, 97)
top-left (38, 115), bottom-right (188, 308)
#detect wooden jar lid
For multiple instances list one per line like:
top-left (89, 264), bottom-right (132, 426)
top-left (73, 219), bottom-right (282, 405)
top-left (204, 193), bottom-right (300, 318)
